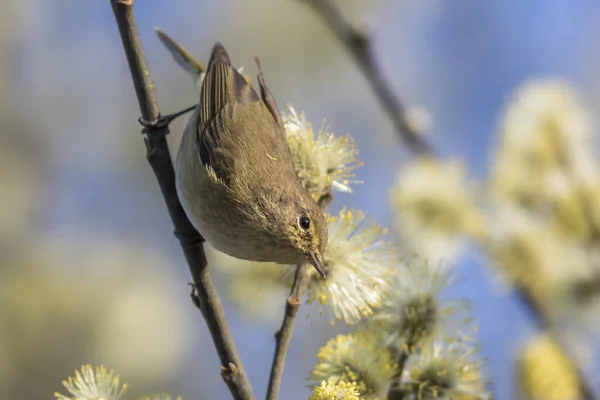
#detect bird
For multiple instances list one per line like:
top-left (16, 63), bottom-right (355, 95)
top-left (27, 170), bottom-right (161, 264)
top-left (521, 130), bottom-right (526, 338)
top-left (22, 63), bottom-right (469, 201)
top-left (175, 42), bottom-right (328, 278)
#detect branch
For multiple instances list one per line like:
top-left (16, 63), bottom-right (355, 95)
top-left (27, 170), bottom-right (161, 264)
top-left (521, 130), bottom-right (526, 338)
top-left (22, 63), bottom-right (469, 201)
top-left (298, 0), bottom-right (434, 156)
top-left (298, 0), bottom-right (597, 398)
top-left (109, 2), bottom-right (255, 399)
top-left (266, 263), bottom-right (309, 400)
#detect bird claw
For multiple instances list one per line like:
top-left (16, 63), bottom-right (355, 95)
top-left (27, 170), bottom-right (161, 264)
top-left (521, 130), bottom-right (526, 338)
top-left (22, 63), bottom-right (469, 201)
top-left (137, 114), bottom-right (175, 137)
top-left (138, 114), bottom-right (171, 130)
top-left (188, 282), bottom-right (201, 309)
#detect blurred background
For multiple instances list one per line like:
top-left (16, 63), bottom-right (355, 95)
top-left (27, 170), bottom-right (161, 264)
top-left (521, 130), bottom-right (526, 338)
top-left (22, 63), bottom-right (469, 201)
top-left (3, 0), bottom-right (600, 399)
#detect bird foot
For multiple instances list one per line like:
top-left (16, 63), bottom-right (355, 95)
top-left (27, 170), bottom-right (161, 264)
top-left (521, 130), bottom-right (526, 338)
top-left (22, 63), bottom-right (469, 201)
top-left (188, 282), bottom-right (201, 310)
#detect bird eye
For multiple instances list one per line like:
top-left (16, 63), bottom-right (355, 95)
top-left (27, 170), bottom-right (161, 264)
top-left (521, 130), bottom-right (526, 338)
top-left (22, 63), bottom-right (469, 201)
top-left (299, 215), bottom-right (310, 230)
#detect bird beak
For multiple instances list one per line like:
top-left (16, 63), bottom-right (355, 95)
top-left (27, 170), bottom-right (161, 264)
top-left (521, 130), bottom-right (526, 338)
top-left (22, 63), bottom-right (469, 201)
top-left (307, 250), bottom-right (327, 279)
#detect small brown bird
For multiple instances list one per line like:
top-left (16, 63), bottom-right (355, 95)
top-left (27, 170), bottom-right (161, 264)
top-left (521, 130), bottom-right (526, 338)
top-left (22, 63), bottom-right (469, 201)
top-left (175, 42), bottom-right (328, 277)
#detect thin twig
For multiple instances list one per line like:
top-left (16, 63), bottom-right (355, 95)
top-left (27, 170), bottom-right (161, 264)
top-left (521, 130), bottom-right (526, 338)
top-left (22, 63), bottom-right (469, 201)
top-left (387, 350), bottom-right (410, 400)
top-left (109, 2), bottom-right (255, 399)
top-left (298, 0), bottom-right (597, 398)
top-left (266, 263), bottom-right (309, 400)
top-left (298, 0), bottom-right (434, 156)
top-left (266, 194), bottom-right (331, 400)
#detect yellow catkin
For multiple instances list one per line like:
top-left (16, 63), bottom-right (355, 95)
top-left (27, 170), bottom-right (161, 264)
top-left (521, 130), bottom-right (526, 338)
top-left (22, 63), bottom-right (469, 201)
top-left (518, 334), bottom-right (579, 400)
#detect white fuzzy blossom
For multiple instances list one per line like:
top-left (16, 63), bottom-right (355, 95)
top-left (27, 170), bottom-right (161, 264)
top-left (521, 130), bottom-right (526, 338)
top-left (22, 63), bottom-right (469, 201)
top-left (487, 79), bottom-right (600, 333)
top-left (304, 208), bottom-right (393, 324)
top-left (309, 331), bottom-right (395, 400)
top-left (485, 205), bottom-right (600, 330)
top-left (391, 157), bottom-right (482, 264)
top-left (372, 260), bottom-right (467, 351)
top-left (406, 337), bottom-right (489, 399)
top-left (55, 365), bottom-right (128, 400)
top-left (492, 79), bottom-right (597, 209)
top-left (283, 106), bottom-right (362, 201)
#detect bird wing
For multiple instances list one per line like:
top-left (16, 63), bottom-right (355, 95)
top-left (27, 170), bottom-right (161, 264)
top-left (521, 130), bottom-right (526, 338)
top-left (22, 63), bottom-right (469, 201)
top-left (195, 43), bottom-right (293, 187)
top-left (197, 43), bottom-right (258, 176)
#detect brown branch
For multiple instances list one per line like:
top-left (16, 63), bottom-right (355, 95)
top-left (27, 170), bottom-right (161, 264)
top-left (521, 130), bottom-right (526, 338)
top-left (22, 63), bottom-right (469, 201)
top-left (265, 263), bottom-right (309, 400)
top-left (109, 1), bottom-right (255, 399)
top-left (298, 0), bottom-right (597, 398)
top-left (298, 0), bottom-right (434, 156)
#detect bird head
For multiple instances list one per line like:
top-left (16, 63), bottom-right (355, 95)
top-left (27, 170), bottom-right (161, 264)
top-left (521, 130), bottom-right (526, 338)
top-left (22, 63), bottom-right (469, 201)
top-left (269, 189), bottom-right (328, 278)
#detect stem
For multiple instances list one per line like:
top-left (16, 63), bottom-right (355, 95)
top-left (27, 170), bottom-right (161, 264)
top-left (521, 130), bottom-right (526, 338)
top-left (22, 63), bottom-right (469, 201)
top-left (265, 263), bottom-right (309, 400)
top-left (387, 350), bottom-right (410, 400)
top-left (298, 0), bottom-right (434, 156)
top-left (109, 1), bottom-right (255, 399)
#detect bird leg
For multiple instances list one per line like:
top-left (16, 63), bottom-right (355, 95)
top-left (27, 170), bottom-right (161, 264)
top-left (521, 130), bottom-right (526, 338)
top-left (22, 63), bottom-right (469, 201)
top-left (138, 104), bottom-right (197, 133)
